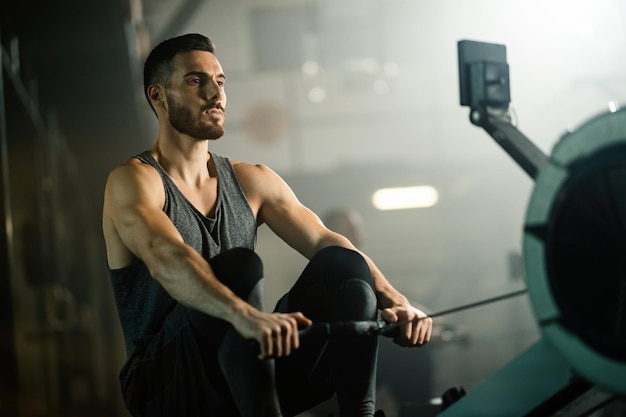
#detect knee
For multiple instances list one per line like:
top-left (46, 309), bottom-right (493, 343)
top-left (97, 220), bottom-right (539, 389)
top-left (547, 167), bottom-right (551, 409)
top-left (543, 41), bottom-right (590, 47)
top-left (210, 247), bottom-right (263, 298)
top-left (312, 246), bottom-right (373, 287)
top-left (332, 278), bottom-right (378, 321)
top-left (212, 247), bottom-right (262, 273)
top-left (311, 247), bottom-right (377, 320)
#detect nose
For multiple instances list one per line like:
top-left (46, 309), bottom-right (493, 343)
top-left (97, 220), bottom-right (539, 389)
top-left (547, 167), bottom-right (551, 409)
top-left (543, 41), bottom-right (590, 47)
top-left (205, 78), bottom-right (224, 102)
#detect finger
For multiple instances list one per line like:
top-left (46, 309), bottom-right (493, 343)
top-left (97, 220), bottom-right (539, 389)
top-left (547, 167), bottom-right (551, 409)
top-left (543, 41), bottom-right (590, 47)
top-left (403, 320), bottom-right (414, 341)
top-left (417, 318), bottom-right (428, 344)
top-left (293, 312), bottom-right (313, 328)
top-left (380, 308), bottom-right (399, 324)
top-left (283, 316), bottom-right (299, 355)
top-left (261, 336), bottom-right (270, 360)
top-left (404, 313), bottom-right (419, 341)
top-left (289, 319), bottom-right (300, 352)
top-left (410, 319), bottom-right (421, 345)
top-left (394, 321), bottom-right (412, 346)
top-left (423, 318), bottom-right (433, 343)
top-left (281, 321), bottom-right (293, 357)
top-left (273, 326), bottom-right (283, 357)
top-left (416, 324), bottom-right (427, 345)
top-left (416, 317), bottom-right (433, 345)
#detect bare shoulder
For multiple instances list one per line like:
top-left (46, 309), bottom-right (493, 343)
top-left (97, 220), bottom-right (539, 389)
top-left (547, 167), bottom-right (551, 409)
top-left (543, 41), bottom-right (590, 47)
top-left (230, 159), bottom-right (296, 218)
top-left (229, 159), bottom-right (269, 176)
top-left (107, 157), bottom-right (159, 185)
top-left (230, 159), bottom-right (289, 194)
top-left (104, 157), bottom-right (164, 209)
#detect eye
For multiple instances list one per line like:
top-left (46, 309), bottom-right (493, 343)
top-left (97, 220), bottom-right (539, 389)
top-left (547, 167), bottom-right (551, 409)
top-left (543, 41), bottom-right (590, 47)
top-left (186, 76), bottom-right (203, 86)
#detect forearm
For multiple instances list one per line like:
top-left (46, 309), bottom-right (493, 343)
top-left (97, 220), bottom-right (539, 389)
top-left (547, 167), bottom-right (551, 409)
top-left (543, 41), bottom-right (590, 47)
top-left (362, 253), bottom-right (410, 309)
top-left (145, 239), bottom-right (254, 322)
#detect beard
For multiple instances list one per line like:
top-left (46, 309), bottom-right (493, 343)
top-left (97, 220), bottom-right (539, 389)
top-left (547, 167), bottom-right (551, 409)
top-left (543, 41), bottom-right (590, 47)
top-left (166, 93), bottom-right (225, 140)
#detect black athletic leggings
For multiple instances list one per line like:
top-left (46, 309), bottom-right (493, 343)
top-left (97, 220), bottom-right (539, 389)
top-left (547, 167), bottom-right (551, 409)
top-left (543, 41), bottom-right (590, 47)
top-left (123, 246), bottom-right (378, 417)
top-left (273, 246), bottom-right (379, 417)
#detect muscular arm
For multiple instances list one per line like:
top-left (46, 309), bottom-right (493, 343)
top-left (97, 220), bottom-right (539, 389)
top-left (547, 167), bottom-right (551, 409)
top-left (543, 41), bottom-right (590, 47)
top-left (102, 159), bottom-right (309, 358)
top-left (236, 163), bottom-right (432, 346)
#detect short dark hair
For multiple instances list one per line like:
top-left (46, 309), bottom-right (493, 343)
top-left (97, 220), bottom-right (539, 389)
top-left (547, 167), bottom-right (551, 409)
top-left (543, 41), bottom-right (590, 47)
top-left (143, 33), bottom-right (216, 112)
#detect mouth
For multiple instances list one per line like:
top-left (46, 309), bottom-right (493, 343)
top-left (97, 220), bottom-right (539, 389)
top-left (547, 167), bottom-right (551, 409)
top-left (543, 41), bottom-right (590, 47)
top-left (203, 104), bottom-right (225, 118)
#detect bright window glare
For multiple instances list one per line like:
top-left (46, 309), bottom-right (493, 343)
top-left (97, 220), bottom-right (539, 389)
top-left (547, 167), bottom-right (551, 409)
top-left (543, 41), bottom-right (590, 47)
top-left (372, 186), bottom-right (439, 210)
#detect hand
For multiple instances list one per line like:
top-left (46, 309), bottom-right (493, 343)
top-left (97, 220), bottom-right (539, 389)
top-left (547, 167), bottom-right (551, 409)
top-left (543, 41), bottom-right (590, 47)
top-left (234, 310), bottom-right (313, 359)
top-left (380, 305), bottom-right (432, 347)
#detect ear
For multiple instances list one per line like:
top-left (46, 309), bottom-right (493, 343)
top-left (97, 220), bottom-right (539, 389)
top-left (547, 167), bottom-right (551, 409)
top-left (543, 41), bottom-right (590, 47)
top-left (147, 85), bottom-right (165, 107)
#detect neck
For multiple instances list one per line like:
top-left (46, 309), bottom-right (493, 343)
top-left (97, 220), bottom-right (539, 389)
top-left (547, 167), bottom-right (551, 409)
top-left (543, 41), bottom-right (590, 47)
top-left (150, 132), bottom-right (213, 184)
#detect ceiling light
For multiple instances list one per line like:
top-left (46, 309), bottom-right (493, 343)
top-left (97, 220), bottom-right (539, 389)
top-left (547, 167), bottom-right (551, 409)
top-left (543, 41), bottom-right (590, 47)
top-left (372, 186), bottom-right (439, 210)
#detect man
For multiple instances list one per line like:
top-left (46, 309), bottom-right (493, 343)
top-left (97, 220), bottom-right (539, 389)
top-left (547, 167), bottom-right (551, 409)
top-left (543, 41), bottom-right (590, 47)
top-left (102, 33), bottom-right (432, 417)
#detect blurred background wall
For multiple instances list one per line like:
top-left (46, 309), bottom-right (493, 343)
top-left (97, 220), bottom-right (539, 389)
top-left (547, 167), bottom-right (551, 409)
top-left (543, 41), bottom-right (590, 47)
top-left (1, 1), bottom-right (625, 416)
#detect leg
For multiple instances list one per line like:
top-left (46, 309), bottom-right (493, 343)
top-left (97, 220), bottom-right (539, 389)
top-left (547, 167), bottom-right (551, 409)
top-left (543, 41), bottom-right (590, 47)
top-left (275, 246), bottom-right (379, 417)
top-left (189, 247), bottom-right (283, 417)
top-left (123, 248), bottom-right (282, 417)
top-left (123, 305), bottom-right (237, 417)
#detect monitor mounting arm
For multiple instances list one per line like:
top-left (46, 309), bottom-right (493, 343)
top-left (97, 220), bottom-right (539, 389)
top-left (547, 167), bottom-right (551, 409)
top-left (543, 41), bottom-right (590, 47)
top-left (458, 40), bottom-right (548, 179)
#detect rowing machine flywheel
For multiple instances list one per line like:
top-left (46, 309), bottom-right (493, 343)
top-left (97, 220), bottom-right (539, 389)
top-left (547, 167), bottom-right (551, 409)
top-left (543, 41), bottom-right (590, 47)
top-left (524, 107), bottom-right (626, 394)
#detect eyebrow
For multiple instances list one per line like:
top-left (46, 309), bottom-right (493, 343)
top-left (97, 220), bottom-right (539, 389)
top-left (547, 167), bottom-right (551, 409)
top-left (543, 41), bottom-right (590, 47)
top-left (183, 70), bottom-right (226, 81)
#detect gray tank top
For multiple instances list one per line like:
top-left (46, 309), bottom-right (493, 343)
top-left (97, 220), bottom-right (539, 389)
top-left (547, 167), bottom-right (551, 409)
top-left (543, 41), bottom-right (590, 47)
top-left (109, 151), bottom-right (257, 356)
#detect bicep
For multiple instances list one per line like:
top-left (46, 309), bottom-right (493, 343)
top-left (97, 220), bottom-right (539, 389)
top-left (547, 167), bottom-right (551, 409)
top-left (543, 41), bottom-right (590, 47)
top-left (250, 165), bottom-right (349, 259)
top-left (264, 200), bottom-right (326, 259)
top-left (104, 164), bottom-right (185, 265)
top-left (114, 204), bottom-right (185, 260)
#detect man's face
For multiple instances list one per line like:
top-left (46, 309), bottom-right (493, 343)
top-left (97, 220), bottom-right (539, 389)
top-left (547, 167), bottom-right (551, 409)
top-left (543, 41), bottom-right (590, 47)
top-left (165, 50), bottom-right (227, 140)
